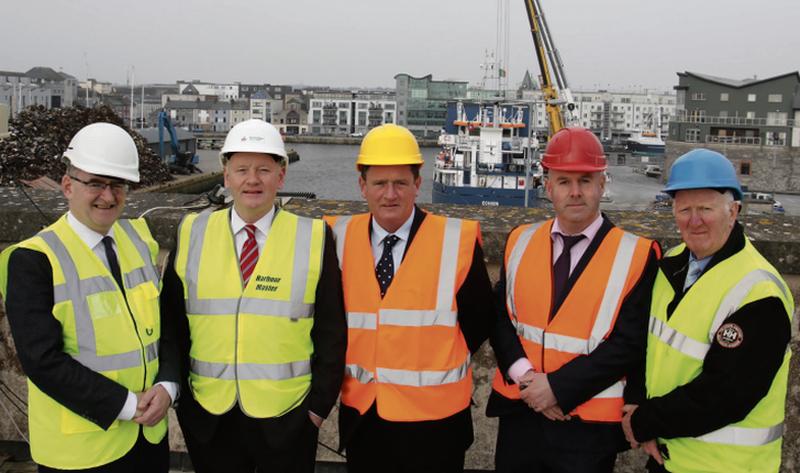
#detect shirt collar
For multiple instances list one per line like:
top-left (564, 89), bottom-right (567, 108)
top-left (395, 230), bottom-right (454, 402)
top-left (66, 211), bottom-right (114, 250)
top-left (551, 213), bottom-right (603, 242)
top-left (230, 206), bottom-right (275, 237)
top-left (372, 207), bottom-right (415, 244)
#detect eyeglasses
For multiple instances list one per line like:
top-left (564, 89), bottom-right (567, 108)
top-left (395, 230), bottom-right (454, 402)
top-left (68, 175), bottom-right (129, 193)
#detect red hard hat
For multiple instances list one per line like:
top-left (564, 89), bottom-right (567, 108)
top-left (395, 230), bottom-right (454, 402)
top-left (542, 127), bottom-right (607, 172)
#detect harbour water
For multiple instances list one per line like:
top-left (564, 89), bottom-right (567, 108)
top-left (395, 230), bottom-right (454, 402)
top-left (196, 144), bottom-right (800, 214)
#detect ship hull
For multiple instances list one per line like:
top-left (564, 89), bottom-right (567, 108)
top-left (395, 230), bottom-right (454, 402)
top-left (432, 181), bottom-right (539, 207)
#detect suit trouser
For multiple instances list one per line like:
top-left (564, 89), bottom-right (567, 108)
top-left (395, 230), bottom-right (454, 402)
top-left (495, 412), bottom-right (618, 473)
top-left (38, 428), bottom-right (169, 473)
top-left (182, 405), bottom-right (319, 473)
top-left (345, 406), bottom-right (467, 473)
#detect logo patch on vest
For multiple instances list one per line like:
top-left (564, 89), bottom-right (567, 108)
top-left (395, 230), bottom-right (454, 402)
top-left (254, 274), bottom-right (281, 292)
top-left (716, 323), bottom-right (744, 348)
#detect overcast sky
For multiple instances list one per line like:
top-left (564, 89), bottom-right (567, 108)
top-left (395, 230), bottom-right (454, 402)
top-left (2, 0), bottom-right (798, 92)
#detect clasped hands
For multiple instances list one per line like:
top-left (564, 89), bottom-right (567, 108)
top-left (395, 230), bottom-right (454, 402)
top-left (518, 370), bottom-right (570, 421)
top-left (621, 404), bottom-right (664, 465)
top-left (133, 384), bottom-right (171, 426)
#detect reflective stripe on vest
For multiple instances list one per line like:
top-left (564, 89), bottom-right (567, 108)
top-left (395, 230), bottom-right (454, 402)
top-left (185, 212), bottom-right (315, 320)
top-left (649, 268), bottom-right (792, 362)
top-left (510, 231), bottom-right (641, 355)
top-left (697, 424), bottom-right (784, 447)
top-left (184, 210), bottom-right (317, 383)
top-left (191, 358), bottom-right (311, 381)
top-left (38, 229), bottom-right (158, 372)
top-left (332, 215), bottom-right (352, 270)
top-left (345, 355), bottom-right (471, 387)
top-left (505, 222), bottom-right (542, 320)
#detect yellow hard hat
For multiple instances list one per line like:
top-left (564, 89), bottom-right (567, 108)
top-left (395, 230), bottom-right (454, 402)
top-left (356, 124), bottom-right (424, 168)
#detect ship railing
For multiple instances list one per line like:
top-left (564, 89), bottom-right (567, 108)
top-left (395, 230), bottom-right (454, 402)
top-left (705, 135), bottom-right (762, 145)
top-left (673, 115), bottom-right (795, 127)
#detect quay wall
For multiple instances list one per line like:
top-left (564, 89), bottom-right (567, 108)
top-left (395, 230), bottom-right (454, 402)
top-left (0, 190), bottom-right (798, 471)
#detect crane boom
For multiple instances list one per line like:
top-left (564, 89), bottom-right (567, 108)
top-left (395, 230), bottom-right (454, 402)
top-left (523, 0), bottom-right (576, 137)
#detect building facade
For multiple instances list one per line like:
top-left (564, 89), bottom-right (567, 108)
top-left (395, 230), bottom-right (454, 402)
top-left (518, 88), bottom-right (676, 143)
top-left (177, 81), bottom-right (240, 100)
top-left (307, 90), bottom-right (396, 135)
top-left (664, 71), bottom-right (800, 193)
top-left (0, 67), bottom-right (78, 117)
top-left (395, 73), bottom-right (468, 138)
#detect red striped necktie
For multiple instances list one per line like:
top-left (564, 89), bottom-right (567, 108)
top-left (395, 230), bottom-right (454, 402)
top-left (240, 224), bottom-right (259, 285)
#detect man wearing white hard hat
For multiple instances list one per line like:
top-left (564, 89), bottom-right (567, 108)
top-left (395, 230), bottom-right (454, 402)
top-left (621, 149), bottom-right (794, 472)
top-left (160, 119), bottom-right (346, 472)
top-left (0, 122), bottom-right (178, 472)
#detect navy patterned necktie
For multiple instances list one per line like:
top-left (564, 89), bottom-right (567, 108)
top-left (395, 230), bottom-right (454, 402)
top-left (375, 234), bottom-right (400, 298)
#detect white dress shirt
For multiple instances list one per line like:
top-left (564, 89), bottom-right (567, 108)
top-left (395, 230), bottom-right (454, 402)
top-left (230, 206), bottom-right (275, 256)
top-left (370, 208), bottom-right (415, 275)
top-left (65, 212), bottom-right (178, 420)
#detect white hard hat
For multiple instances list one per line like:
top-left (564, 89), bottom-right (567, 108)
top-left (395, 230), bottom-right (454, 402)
top-left (62, 122), bottom-right (140, 182)
top-left (219, 119), bottom-right (288, 168)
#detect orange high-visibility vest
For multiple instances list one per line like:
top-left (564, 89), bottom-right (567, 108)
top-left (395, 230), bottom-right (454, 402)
top-left (327, 212), bottom-right (477, 422)
top-left (491, 219), bottom-right (654, 422)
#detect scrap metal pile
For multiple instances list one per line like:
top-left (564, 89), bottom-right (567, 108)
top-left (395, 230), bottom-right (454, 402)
top-left (0, 105), bottom-right (173, 188)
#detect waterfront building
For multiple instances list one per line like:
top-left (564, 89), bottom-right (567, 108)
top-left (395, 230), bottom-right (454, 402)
top-left (272, 93), bottom-right (308, 135)
top-left (518, 87), bottom-right (676, 144)
top-left (395, 73), bottom-right (468, 138)
top-left (665, 71), bottom-right (800, 193)
top-left (164, 99), bottom-right (250, 132)
top-left (307, 90), bottom-right (396, 136)
top-left (177, 80), bottom-right (239, 100)
top-left (0, 67), bottom-right (78, 117)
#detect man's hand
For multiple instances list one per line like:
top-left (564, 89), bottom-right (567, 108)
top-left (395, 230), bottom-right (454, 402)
top-left (134, 385), bottom-right (171, 427)
top-left (642, 440), bottom-right (664, 465)
top-left (518, 369), bottom-right (535, 389)
top-left (519, 373), bottom-right (558, 412)
top-left (308, 411), bottom-right (323, 428)
top-left (621, 404), bottom-right (639, 448)
top-left (540, 405), bottom-right (571, 421)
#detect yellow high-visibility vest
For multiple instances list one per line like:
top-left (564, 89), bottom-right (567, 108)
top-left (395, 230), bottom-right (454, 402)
top-left (0, 215), bottom-right (165, 469)
top-left (646, 239), bottom-right (793, 473)
top-left (175, 208), bottom-right (325, 417)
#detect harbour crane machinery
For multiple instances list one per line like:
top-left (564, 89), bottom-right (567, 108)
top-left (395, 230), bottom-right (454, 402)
top-left (157, 109), bottom-right (200, 174)
top-left (523, 0), bottom-right (578, 138)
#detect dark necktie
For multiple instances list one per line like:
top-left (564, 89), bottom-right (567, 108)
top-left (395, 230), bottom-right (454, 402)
top-left (375, 234), bottom-right (400, 298)
top-left (552, 233), bottom-right (585, 307)
top-left (240, 224), bottom-right (259, 286)
top-left (101, 236), bottom-right (125, 292)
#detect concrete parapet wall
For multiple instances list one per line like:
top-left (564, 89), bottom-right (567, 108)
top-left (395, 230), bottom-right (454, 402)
top-left (665, 141), bottom-right (800, 195)
top-left (0, 190), bottom-right (798, 470)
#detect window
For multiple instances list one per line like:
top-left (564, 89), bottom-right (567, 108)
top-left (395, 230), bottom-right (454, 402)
top-left (691, 92), bottom-right (706, 101)
top-left (747, 94), bottom-right (756, 102)
top-left (719, 111), bottom-right (728, 118)
top-left (766, 132), bottom-right (787, 146)
top-left (720, 93), bottom-right (729, 102)
top-left (746, 111), bottom-right (756, 119)
top-left (740, 162), bottom-right (751, 175)
top-left (767, 112), bottom-right (788, 126)
top-left (685, 128), bottom-right (700, 142)
top-left (768, 94), bottom-right (782, 103)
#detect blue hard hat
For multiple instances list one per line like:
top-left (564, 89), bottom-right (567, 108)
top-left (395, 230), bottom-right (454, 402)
top-left (664, 148), bottom-right (743, 200)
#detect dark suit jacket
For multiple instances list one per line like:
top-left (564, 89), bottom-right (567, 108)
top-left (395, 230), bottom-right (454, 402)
top-left (487, 214), bottom-right (660, 454)
top-left (5, 244), bottom-right (179, 431)
top-left (160, 209), bottom-right (347, 450)
top-left (337, 206), bottom-right (497, 454)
